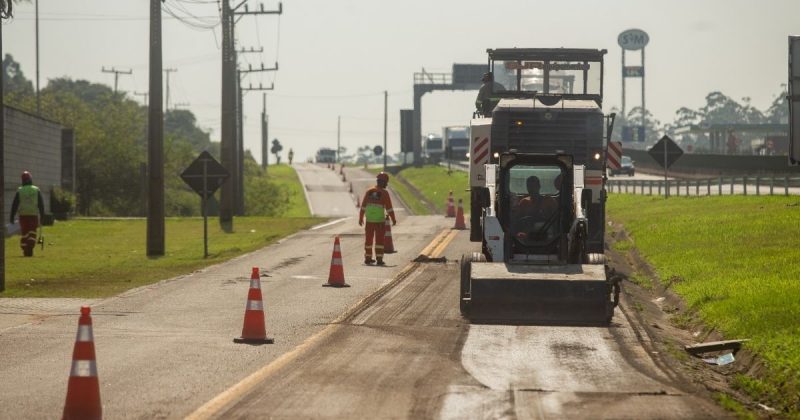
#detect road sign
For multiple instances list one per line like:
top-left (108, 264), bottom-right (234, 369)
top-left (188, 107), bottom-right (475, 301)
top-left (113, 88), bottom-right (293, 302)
top-left (606, 141), bottom-right (622, 170)
top-left (622, 126), bottom-right (646, 142)
top-left (618, 29), bottom-right (650, 51)
top-left (623, 66), bottom-right (644, 78)
top-left (181, 151), bottom-right (230, 199)
top-left (373, 145), bottom-right (383, 156)
top-left (649, 135), bottom-right (684, 169)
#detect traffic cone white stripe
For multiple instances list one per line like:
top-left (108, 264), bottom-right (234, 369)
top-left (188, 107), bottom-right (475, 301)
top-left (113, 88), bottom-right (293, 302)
top-left (246, 300), bottom-right (264, 311)
top-left (70, 360), bottom-right (98, 377)
top-left (76, 325), bottom-right (94, 342)
top-left (334, 244), bottom-right (341, 252)
top-left (250, 279), bottom-right (261, 289)
top-left (331, 258), bottom-right (343, 265)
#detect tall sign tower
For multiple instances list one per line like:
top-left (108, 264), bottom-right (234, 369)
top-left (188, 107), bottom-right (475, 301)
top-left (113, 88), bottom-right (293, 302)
top-left (618, 29), bottom-right (649, 143)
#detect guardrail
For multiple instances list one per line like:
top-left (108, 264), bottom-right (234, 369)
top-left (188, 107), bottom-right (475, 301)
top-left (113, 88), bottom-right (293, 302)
top-left (607, 176), bottom-right (800, 196)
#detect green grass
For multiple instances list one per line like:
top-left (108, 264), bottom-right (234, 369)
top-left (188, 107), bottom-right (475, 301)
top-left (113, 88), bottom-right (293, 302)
top-left (388, 176), bottom-right (431, 215)
top-left (608, 195), bottom-right (800, 415)
top-left (715, 393), bottom-right (757, 420)
top-left (267, 164), bottom-right (311, 217)
top-left (2, 217), bottom-right (321, 298)
top-left (396, 166), bottom-right (469, 214)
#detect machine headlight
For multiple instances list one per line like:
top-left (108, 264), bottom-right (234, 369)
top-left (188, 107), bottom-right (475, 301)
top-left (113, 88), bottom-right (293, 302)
top-left (594, 153), bottom-right (601, 160)
top-left (465, 152), bottom-right (470, 158)
top-left (493, 152), bottom-right (500, 158)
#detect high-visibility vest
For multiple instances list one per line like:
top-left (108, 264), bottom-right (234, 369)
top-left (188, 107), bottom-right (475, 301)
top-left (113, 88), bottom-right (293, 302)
top-left (18, 185), bottom-right (40, 216)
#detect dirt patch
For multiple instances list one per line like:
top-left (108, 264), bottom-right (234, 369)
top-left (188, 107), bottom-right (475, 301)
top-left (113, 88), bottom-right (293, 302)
top-left (605, 220), bottom-right (776, 417)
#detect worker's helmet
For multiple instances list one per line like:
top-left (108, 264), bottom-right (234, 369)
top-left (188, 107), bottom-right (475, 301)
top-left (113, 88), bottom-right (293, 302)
top-left (21, 171), bottom-right (32, 185)
top-left (377, 172), bottom-right (390, 184)
top-left (481, 72), bottom-right (493, 82)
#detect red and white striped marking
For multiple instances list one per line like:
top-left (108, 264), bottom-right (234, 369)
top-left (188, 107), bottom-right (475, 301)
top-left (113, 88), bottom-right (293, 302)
top-left (472, 136), bottom-right (490, 166)
top-left (607, 141), bottom-right (622, 170)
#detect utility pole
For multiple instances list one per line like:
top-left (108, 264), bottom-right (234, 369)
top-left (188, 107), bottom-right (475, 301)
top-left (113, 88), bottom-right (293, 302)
top-left (261, 93), bottom-right (268, 171)
top-left (146, 0), bottom-right (165, 256)
top-left (337, 116), bottom-right (341, 163)
top-left (101, 66), bottom-right (133, 94)
top-left (236, 55), bottom-right (276, 216)
top-left (35, 0), bottom-right (40, 114)
top-left (134, 91), bottom-right (149, 105)
top-left (163, 68), bottom-right (177, 111)
top-left (383, 90), bottom-right (388, 172)
top-left (219, 0), bottom-right (236, 229)
top-left (1, 6), bottom-right (7, 291)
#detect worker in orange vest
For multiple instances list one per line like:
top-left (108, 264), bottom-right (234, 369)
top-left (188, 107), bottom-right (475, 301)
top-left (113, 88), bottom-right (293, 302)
top-left (359, 172), bottom-right (397, 266)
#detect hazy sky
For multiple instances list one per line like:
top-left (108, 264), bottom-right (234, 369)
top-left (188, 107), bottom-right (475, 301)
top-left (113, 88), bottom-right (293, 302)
top-left (3, 0), bottom-right (799, 162)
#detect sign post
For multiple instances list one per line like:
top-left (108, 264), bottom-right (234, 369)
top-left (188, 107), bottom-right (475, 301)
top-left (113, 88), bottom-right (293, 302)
top-left (648, 135), bottom-right (683, 198)
top-left (181, 151), bottom-right (230, 257)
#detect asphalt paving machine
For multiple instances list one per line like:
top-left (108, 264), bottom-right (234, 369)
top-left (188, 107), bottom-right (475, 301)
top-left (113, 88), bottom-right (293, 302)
top-left (461, 48), bottom-right (619, 324)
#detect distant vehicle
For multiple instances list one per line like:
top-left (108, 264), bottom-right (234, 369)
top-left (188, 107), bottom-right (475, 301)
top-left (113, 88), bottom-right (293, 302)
top-left (609, 155), bottom-right (635, 176)
top-left (315, 148), bottom-right (337, 163)
top-left (424, 134), bottom-right (444, 163)
top-left (444, 126), bottom-right (470, 161)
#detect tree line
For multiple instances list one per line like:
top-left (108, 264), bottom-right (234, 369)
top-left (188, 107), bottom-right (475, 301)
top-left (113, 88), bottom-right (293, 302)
top-left (2, 54), bottom-right (291, 217)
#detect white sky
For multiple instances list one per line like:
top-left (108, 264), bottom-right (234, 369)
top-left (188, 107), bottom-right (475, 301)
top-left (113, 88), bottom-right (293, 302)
top-left (3, 0), bottom-right (799, 162)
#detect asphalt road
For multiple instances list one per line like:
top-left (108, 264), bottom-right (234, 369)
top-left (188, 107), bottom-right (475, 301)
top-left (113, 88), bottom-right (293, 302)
top-left (0, 165), bottom-right (446, 419)
top-left (199, 227), bottom-right (726, 419)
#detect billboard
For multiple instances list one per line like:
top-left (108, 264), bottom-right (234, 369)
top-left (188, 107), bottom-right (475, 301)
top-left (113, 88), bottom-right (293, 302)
top-left (400, 109), bottom-right (413, 153)
top-left (452, 64), bottom-right (486, 87)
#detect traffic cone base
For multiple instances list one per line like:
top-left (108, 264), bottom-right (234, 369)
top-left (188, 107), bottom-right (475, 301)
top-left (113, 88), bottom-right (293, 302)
top-left (234, 267), bottom-right (274, 345)
top-left (325, 236), bottom-right (350, 287)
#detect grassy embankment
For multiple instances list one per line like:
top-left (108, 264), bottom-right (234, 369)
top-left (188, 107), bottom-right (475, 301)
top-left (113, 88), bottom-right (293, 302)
top-left (3, 165), bottom-right (319, 298)
top-left (375, 165), bottom-right (469, 216)
top-left (268, 164), bottom-right (311, 217)
top-left (608, 195), bottom-right (800, 416)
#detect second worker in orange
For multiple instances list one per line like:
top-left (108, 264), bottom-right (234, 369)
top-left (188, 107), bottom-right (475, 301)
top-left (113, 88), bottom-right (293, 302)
top-left (359, 172), bottom-right (397, 266)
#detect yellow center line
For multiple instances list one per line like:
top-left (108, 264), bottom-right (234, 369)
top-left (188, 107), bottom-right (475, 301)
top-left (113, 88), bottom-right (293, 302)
top-left (185, 227), bottom-right (457, 420)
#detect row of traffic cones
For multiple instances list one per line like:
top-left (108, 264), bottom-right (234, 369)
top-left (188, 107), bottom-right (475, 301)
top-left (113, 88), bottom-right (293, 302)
top-left (445, 191), bottom-right (467, 230)
top-left (61, 231), bottom-right (398, 418)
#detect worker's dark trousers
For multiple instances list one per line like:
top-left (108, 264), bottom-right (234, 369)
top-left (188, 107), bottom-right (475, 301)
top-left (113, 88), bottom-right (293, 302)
top-left (19, 215), bottom-right (38, 257)
top-left (364, 222), bottom-right (386, 259)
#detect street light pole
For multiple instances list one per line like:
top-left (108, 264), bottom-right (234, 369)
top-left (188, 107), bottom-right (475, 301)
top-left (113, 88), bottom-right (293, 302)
top-left (383, 91), bottom-right (387, 172)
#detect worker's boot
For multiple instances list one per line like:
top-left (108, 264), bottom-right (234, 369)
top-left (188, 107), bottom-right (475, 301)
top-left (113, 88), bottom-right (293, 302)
top-left (364, 257), bottom-right (375, 265)
top-left (376, 257), bottom-right (385, 266)
top-left (23, 247), bottom-right (33, 257)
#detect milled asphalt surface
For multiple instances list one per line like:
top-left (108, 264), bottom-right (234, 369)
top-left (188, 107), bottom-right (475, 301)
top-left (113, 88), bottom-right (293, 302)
top-left (0, 165), bottom-right (448, 419)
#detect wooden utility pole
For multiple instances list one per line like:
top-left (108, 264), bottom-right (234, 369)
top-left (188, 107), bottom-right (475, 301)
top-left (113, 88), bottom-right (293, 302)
top-left (261, 93), bottom-right (268, 171)
top-left (101, 66), bottom-right (133, 94)
top-left (383, 91), bottom-right (388, 172)
top-left (219, 0), bottom-right (235, 229)
top-left (34, 0), bottom-right (39, 114)
top-left (146, 0), bottom-right (165, 256)
top-left (337, 116), bottom-right (341, 163)
top-left (163, 68), bottom-right (177, 111)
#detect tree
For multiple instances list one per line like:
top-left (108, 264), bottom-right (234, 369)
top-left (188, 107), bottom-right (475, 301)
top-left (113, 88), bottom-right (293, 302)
top-left (270, 138), bottom-right (283, 164)
top-left (165, 109), bottom-right (212, 152)
top-left (766, 85), bottom-right (789, 124)
top-left (2, 54), bottom-right (33, 96)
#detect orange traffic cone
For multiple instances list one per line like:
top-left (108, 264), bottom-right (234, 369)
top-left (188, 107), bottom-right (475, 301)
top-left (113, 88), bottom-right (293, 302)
top-left (349, 182), bottom-right (353, 193)
top-left (384, 215), bottom-right (396, 253)
top-left (446, 191), bottom-right (456, 217)
top-left (339, 164), bottom-right (344, 175)
top-left (234, 267), bottom-right (274, 344)
top-left (454, 199), bottom-right (467, 230)
top-left (63, 306), bottom-right (102, 420)
top-left (342, 172), bottom-right (347, 182)
top-left (324, 236), bottom-right (350, 287)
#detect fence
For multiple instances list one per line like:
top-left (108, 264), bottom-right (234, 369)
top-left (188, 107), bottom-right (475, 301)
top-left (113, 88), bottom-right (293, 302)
top-left (607, 175), bottom-right (800, 197)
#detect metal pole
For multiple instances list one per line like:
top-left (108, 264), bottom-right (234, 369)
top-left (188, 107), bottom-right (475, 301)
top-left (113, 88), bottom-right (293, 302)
top-left (337, 116), bottom-right (341, 164)
top-left (202, 159), bottom-right (208, 258)
top-left (664, 137), bottom-right (668, 198)
top-left (621, 49), bottom-right (625, 118)
top-left (641, 47), bottom-right (646, 137)
top-left (261, 93), bottom-right (267, 171)
top-left (35, 0), bottom-right (40, 114)
top-left (383, 90), bottom-right (388, 172)
top-left (146, 0), bottom-right (165, 256)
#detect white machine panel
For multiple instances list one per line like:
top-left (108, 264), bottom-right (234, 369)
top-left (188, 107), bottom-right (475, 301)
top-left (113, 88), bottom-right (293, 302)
top-left (469, 118), bottom-right (492, 186)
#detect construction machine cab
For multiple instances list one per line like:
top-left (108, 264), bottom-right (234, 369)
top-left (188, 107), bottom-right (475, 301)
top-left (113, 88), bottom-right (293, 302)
top-left (478, 48), bottom-right (606, 116)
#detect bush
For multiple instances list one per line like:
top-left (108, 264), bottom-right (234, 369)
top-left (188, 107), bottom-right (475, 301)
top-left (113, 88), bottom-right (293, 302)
top-left (50, 187), bottom-right (76, 219)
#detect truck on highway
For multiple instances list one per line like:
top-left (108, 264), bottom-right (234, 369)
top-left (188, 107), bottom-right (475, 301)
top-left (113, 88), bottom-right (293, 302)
top-left (315, 148), bottom-right (337, 163)
top-left (423, 134), bottom-right (444, 163)
top-left (443, 126), bottom-right (470, 161)
top-left (461, 48), bottom-right (619, 324)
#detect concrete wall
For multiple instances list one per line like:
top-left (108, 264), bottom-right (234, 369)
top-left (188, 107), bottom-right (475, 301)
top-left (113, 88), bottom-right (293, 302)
top-left (4, 106), bottom-right (64, 222)
top-left (626, 149), bottom-right (800, 177)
